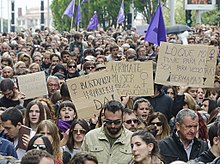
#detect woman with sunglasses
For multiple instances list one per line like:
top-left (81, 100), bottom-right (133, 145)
top-left (63, 119), bottom-right (90, 157)
top-left (26, 134), bottom-right (53, 155)
top-left (147, 112), bottom-right (170, 141)
top-left (66, 59), bottom-right (80, 79)
top-left (130, 130), bottom-right (164, 164)
top-left (82, 61), bottom-right (96, 75)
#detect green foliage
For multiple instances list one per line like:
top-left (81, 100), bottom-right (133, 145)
top-left (51, 0), bottom-right (72, 31)
top-left (201, 10), bottom-right (220, 25)
top-left (50, 0), bottom-right (219, 32)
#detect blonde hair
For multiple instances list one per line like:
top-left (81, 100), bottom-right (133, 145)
top-left (36, 120), bottom-right (62, 161)
top-left (184, 93), bottom-right (197, 110)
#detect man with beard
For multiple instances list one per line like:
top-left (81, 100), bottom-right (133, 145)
top-left (81, 100), bottom-right (132, 163)
top-left (0, 78), bottom-right (27, 108)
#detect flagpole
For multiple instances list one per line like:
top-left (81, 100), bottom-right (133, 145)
top-left (77, 0), bottom-right (80, 31)
top-left (70, 0), bottom-right (75, 30)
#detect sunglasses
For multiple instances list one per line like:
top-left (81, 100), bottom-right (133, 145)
top-left (104, 119), bottom-right (122, 125)
top-left (73, 129), bottom-right (86, 134)
top-left (150, 122), bottom-right (163, 126)
top-left (124, 119), bottom-right (139, 124)
top-left (68, 65), bottom-right (77, 68)
top-left (86, 66), bottom-right (95, 70)
top-left (32, 144), bottom-right (46, 150)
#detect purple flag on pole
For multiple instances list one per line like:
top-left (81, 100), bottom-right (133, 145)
top-left (75, 3), bottom-right (81, 25)
top-left (117, 1), bottom-right (124, 24)
top-left (86, 13), bottom-right (98, 31)
top-left (62, 0), bottom-right (75, 18)
top-left (144, 2), bottom-right (166, 46)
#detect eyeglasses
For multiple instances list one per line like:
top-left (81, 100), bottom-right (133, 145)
top-left (150, 122), bottom-right (163, 126)
top-left (32, 144), bottom-right (46, 150)
top-left (104, 119), bottom-right (122, 125)
top-left (68, 65), bottom-right (77, 68)
top-left (86, 66), bottom-right (95, 70)
top-left (124, 119), bottom-right (139, 124)
top-left (73, 129), bottom-right (86, 134)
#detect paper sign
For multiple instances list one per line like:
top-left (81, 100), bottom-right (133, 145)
top-left (155, 42), bottom-right (217, 88)
top-left (16, 71), bottom-right (48, 99)
top-left (66, 70), bottom-right (120, 119)
top-left (105, 61), bottom-right (154, 96)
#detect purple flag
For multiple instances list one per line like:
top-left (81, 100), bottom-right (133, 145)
top-left (86, 13), bottom-right (98, 31)
top-left (117, 1), bottom-right (125, 24)
top-left (75, 3), bottom-right (81, 25)
top-left (144, 2), bottom-right (167, 46)
top-left (62, 0), bottom-right (75, 18)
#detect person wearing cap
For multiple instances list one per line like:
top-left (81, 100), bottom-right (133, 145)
top-left (95, 63), bottom-right (106, 71)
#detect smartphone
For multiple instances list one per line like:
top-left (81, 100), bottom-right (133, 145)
top-left (18, 125), bottom-right (31, 150)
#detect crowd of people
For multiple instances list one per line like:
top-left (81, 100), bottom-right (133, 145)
top-left (0, 23), bottom-right (219, 164)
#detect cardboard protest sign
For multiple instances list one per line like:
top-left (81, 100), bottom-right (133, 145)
top-left (66, 70), bottom-right (120, 119)
top-left (105, 61), bottom-right (154, 96)
top-left (155, 42), bottom-right (218, 88)
top-left (16, 71), bottom-right (48, 99)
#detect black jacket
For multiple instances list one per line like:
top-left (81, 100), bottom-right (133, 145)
top-left (158, 132), bottom-right (208, 164)
top-left (197, 149), bottom-right (216, 163)
top-left (143, 91), bottom-right (173, 121)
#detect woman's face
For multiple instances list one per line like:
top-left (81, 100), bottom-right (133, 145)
top-left (197, 88), bottom-right (205, 100)
top-left (131, 135), bottom-right (153, 163)
top-left (85, 65), bottom-right (96, 74)
top-left (29, 104), bottom-right (40, 125)
top-left (201, 100), bottom-right (209, 112)
top-left (32, 138), bottom-right (47, 151)
top-left (18, 63), bottom-right (27, 74)
top-left (136, 102), bottom-right (151, 122)
top-left (30, 65), bottom-right (40, 73)
top-left (166, 88), bottom-right (175, 100)
top-left (67, 63), bottom-right (77, 74)
top-left (73, 123), bottom-right (86, 144)
top-left (39, 126), bottom-right (53, 143)
top-left (150, 118), bottom-right (163, 136)
top-left (97, 58), bottom-right (105, 64)
top-left (60, 107), bottom-right (76, 121)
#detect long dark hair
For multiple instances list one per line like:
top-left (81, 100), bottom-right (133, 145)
top-left (26, 134), bottom-right (53, 155)
top-left (66, 119), bottom-right (90, 151)
top-left (131, 130), bottom-right (160, 157)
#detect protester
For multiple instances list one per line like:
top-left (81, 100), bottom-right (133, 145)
top-left (1, 107), bottom-right (34, 159)
top-left (159, 109), bottom-right (208, 163)
top-left (26, 134), bottom-right (53, 155)
top-left (130, 130), bottom-right (164, 164)
top-left (0, 136), bottom-right (17, 158)
top-left (21, 149), bottom-right (54, 164)
top-left (57, 100), bottom-right (78, 137)
top-left (123, 108), bottom-right (139, 132)
top-left (81, 100), bottom-right (133, 163)
top-left (196, 122), bottom-right (220, 163)
top-left (69, 152), bottom-right (98, 164)
top-left (63, 119), bottom-right (90, 157)
top-left (133, 98), bottom-right (154, 123)
top-left (24, 100), bottom-right (48, 131)
top-left (147, 112), bottom-right (170, 140)
top-left (36, 120), bottom-right (62, 164)
top-left (0, 78), bottom-right (26, 108)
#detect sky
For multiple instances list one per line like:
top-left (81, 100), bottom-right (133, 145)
top-left (1, 0), bottom-right (51, 19)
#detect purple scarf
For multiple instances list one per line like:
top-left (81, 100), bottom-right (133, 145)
top-left (57, 119), bottom-right (73, 133)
